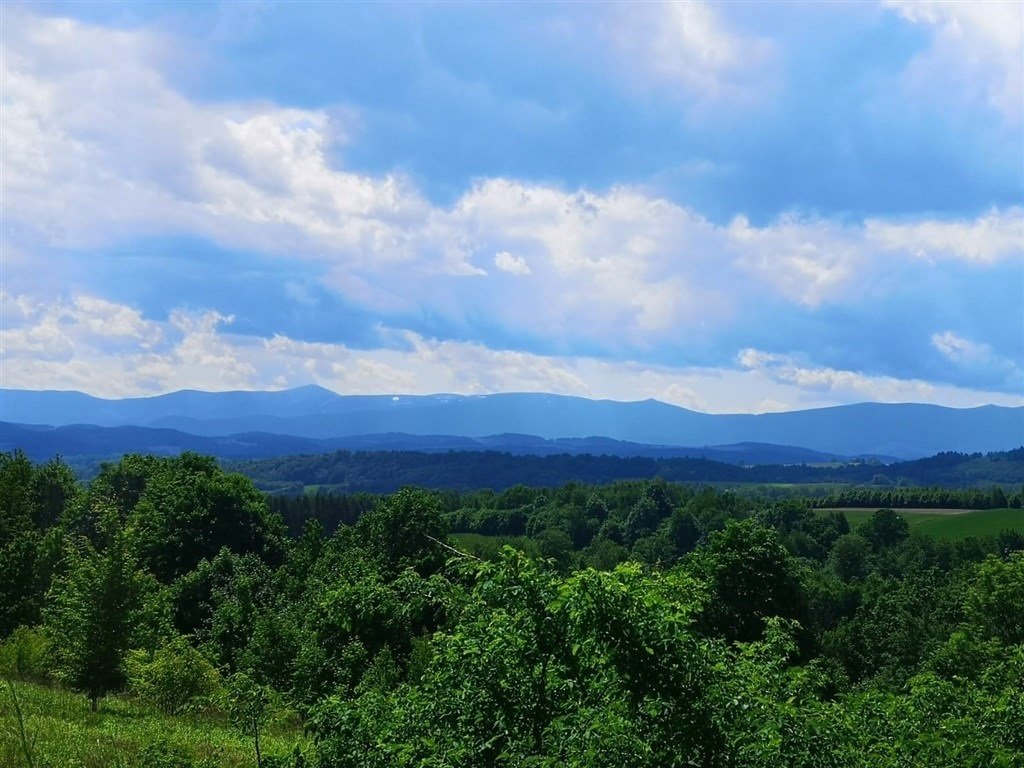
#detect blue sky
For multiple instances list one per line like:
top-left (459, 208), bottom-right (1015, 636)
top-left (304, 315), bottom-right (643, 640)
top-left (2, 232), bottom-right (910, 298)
top-left (1, 0), bottom-right (1022, 412)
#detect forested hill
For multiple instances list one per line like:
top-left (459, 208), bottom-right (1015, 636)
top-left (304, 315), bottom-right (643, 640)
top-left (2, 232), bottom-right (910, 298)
top-left (231, 446), bottom-right (1024, 494)
top-left (0, 420), bottom-right (864, 466)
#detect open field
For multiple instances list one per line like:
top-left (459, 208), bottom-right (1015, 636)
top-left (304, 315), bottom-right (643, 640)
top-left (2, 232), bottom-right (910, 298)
top-left (821, 508), bottom-right (1024, 539)
top-left (1, 681), bottom-right (304, 768)
top-left (819, 507), bottom-right (971, 516)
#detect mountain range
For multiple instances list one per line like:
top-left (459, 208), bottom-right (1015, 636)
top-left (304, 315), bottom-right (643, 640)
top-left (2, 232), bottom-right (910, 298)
top-left (0, 421), bottom-right (856, 466)
top-left (2, 386), bottom-right (1022, 460)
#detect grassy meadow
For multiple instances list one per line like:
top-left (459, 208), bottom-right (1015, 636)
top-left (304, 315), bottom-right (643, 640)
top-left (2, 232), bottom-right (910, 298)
top-left (1, 681), bottom-right (305, 768)
top-left (820, 507), bottom-right (1024, 539)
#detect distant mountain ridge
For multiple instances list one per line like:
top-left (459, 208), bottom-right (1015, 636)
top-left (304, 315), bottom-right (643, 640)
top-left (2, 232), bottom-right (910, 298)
top-left (2, 386), bottom-right (1021, 458)
top-left (0, 421), bottom-right (854, 466)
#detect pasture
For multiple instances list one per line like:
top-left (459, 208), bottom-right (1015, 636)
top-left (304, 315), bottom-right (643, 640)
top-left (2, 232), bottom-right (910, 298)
top-left (821, 508), bottom-right (1024, 539)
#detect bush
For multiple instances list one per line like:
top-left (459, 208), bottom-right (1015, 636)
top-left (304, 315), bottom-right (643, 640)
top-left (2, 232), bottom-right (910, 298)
top-left (0, 625), bottom-right (53, 683)
top-left (127, 636), bottom-right (221, 714)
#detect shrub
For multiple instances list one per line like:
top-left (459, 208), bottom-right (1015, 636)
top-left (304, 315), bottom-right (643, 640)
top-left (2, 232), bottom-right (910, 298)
top-left (127, 636), bottom-right (221, 714)
top-left (0, 625), bottom-right (53, 683)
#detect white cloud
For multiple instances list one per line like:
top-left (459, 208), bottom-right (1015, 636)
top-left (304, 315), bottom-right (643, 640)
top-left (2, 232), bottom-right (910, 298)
top-left (930, 330), bottom-right (1022, 387)
top-left (601, 1), bottom-right (777, 110)
top-left (931, 331), bottom-right (989, 364)
top-left (866, 208), bottom-right (1024, 264)
top-left (884, 0), bottom-right (1024, 123)
top-left (738, 347), bottom-right (954, 404)
top-left (493, 251), bottom-right (531, 276)
top-left (1, 8), bottom-right (1021, 381)
top-left (727, 214), bottom-right (863, 306)
top-left (0, 293), bottom-right (162, 362)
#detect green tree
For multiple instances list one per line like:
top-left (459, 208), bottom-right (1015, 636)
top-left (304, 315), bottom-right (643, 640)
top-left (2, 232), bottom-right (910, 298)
top-left (126, 635), bottom-right (221, 714)
top-left (623, 496), bottom-right (660, 546)
top-left (128, 453), bottom-right (285, 582)
top-left (45, 511), bottom-right (146, 710)
top-left (689, 519), bottom-right (806, 644)
top-left (356, 488), bottom-right (448, 576)
top-left (0, 451), bottom-right (41, 635)
top-left (667, 507), bottom-right (701, 558)
top-left (829, 533), bottom-right (870, 581)
top-left (225, 671), bottom-right (273, 768)
top-left (858, 508), bottom-right (910, 551)
top-left (963, 553), bottom-right (1024, 645)
top-left (536, 527), bottom-right (573, 572)
top-left (310, 552), bottom-right (728, 767)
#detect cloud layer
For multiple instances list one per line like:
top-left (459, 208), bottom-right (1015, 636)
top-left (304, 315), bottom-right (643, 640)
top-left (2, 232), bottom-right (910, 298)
top-left (1, 4), bottom-right (1021, 409)
top-left (3, 292), bottom-right (1019, 412)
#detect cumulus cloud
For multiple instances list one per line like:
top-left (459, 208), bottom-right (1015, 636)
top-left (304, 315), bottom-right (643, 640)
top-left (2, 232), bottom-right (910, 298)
top-left (884, 0), bottom-right (1024, 123)
top-left (493, 251), bottom-right (531, 275)
top-left (1, 9), bottom-right (1021, 400)
top-left (727, 214), bottom-right (863, 306)
top-left (0, 293), bottom-right (162, 362)
top-left (4, 9), bottom-right (1021, 335)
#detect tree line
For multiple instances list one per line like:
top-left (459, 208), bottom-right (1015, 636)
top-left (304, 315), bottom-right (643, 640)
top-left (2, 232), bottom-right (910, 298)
top-left (230, 447), bottom-right (1024, 494)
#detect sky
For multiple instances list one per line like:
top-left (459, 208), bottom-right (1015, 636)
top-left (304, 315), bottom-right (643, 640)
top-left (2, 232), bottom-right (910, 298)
top-left (1, 0), bottom-right (1022, 413)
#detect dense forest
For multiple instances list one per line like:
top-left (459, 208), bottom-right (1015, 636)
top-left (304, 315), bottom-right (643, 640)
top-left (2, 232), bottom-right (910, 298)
top-left (231, 447), bottom-right (1024, 495)
top-left (2, 449), bottom-right (1023, 766)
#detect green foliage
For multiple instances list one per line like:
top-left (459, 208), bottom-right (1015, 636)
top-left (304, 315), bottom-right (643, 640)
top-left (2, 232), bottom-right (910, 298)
top-left (0, 626), bottom-right (53, 684)
top-left (963, 553), bottom-right (1024, 644)
top-left (44, 511), bottom-right (149, 709)
top-left (631, 530), bottom-right (675, 566)
top-left (235, 447), bottom-right (1024, 495)
top-left (829, 533), bottom-right (870, 581)
top-left (127, 636), bottom-right (221, 715)
top-left (2, 452), bottom-right (1023, 766)
top-left (667, 506), bottom-right (701, 557)
top-left (127, 453), bottom-right (286, 582)
top-left (309, 552), bottom-right (728, 767)
top-left (355, 487), bottom-right (448, 576)
top-left (225, 671), bottom-right (275, 768)
top-left (536, 527), bottom-right (573, 571)
top-left (581, 537), bottom-right (627, 570)
top-left (1, 452), bottom-right (45, 636)
top-left (824, 572), bottom-right (951, 685)
top-left (688, 519), bottom-right (806, 644)
top-left (858, 508), bottom-right (911, 550)
top-left (138, 738), bottom-right (200, 768)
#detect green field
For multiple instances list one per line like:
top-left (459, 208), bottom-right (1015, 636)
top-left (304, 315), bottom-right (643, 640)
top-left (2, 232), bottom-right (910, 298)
top-left (820, 508), bottom-right (1024, 539)
top-left (0, 681), bottom-right (304, 768)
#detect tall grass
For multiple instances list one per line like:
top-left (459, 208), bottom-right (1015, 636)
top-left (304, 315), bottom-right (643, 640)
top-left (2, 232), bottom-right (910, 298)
top-left (1, 681), bottom-right (304, 768)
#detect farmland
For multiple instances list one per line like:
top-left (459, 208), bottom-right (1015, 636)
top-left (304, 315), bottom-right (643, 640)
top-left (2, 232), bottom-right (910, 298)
top-left (819, 507), bottom-right (1024, 539)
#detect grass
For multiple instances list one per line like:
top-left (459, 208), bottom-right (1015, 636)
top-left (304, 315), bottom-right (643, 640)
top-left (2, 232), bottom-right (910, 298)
top-left (0, 681), bottom-right (304, 768)
top-left (820, 508), bottom-right (1024, 540)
